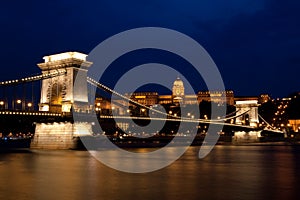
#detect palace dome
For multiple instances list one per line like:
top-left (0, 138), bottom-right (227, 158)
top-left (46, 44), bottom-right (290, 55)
top-left (173, 77), bottom-right (184, 87)
top-left (172, 77), bottom-right (185, 96)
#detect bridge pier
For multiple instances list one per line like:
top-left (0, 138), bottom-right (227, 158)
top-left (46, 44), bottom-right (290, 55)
top-left (31, 122), bottom-right (93, 149)
top-left (232, 130), bottom-right (262, 144)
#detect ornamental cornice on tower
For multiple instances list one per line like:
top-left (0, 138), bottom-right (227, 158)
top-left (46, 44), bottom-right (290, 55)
top-left (37, 52), bottom-right (93, 71)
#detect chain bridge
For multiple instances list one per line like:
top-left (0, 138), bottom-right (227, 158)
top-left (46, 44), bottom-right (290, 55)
top-left (0, 52), bottom-right (283, 149)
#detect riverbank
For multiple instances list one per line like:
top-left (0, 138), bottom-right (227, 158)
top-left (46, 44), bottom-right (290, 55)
top-left (1, 135), bottom-right (300, 150)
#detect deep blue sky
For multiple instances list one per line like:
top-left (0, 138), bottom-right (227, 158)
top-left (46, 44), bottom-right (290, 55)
top-left (0, 0), bottom-right (299, 98)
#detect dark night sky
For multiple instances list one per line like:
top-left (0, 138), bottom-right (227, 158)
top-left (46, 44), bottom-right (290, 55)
top-left (0, 0), bottom-right (299, 98)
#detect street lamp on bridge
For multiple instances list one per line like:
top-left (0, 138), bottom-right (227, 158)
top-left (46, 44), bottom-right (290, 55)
top-left (0, 101), bottom-right (4, 110)
top-left (27, 102), bottom-right (33, 111)
top-left (14, 99), bottom-right (22, 110)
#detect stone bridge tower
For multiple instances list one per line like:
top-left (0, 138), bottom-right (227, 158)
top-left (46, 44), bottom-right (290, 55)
top-left (38, 52), bottom-right (92, 114)
top-left (32, 52), bottom-right (93, 149)
top-left (233, 100), bottom-right (260, 143)
top-left (235, 100), bottom-right (259, 127)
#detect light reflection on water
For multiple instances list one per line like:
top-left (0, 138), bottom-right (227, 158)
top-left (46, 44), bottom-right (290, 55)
top-left (0, 145), bottom-right (300, 200)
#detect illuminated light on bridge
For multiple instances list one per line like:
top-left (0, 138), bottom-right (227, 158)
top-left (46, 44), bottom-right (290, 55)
top-left (0, 111), bottom-right (61, 116)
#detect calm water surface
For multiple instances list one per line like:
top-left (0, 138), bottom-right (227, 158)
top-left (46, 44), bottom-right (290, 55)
top-left (1, 145), bottom-right (300, 200)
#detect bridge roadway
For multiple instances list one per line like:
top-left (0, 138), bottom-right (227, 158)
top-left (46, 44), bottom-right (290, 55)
top-left (0, 109), bottom-right (262, 130)
top-left (0, 110), bottom-right (262, 136)
top-left (0, 110), bottom-right (65, 135)
top-left (74, 112), bottom-right (263, 132)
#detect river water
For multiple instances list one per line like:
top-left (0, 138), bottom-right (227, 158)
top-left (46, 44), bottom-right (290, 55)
top-left (1, 145), bottom-right (300, 200)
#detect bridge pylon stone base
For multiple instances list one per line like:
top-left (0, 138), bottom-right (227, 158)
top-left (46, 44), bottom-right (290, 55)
top-left (232, 131), bottom-right (262, 144)
top-left (31, 122), bottom-right (93, 149)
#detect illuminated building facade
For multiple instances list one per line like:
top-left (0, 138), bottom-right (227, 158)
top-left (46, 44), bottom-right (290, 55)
top-left (158, 95), bottom-right (173, 105)
top-left (184, 95), bottom-right (198, 105)
top-left (258, 94), bottom-right (271, 104)
top-left (198, 90), bottom-right (235, 105)
top-left (288, 119), bottom-right (300, 132)
top-left (94, 97), bottom-right (128, 115)
top-left (127, 92), bottom-right (159, 106)
top-left (94, 97), bottom-right (112, 115)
